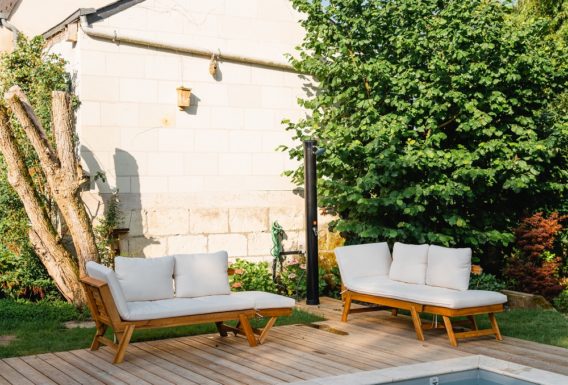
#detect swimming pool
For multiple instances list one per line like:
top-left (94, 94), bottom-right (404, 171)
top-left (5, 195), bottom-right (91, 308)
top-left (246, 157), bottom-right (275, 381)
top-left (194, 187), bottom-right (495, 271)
top-left (390, 369), bottom-right (536, 384)
top-left (288, 355), bottom-right (568, 385)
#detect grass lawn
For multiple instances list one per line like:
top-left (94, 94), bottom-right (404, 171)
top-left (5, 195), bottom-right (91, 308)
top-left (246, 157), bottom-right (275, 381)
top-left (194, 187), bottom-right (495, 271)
top-left (398, 307), bottom-right (568, 349)
top-left (477, 308), bottom-right (568, 349)
top-left (1, 299), bottom-right (567, 359)
top-left (0, 299), bottom-right (323, 358)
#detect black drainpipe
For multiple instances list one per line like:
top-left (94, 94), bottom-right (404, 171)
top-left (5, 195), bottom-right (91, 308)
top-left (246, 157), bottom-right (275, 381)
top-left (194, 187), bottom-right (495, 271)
top-left (304, 140), bottom-right (320, 305)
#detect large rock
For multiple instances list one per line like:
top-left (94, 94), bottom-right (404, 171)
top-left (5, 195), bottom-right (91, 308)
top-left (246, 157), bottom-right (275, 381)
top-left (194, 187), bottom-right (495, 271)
top-left (501, 290), bottom-right (554, 310)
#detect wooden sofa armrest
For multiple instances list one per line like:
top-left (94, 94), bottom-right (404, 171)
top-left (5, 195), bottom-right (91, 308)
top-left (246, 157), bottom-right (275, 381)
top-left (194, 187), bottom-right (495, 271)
top-left (81, 275), bottom-right (108, 288)
top-left (80, 275), bottom-right (124, 329)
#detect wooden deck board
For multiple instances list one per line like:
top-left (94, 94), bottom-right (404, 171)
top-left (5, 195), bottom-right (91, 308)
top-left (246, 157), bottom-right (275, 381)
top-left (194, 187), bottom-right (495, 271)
top-left (19, 356), bottom-right (79, 385)
top-left (1, 298), bottom-right (567, 385)
top-left (3, 357), bottom-right (58, 385)
top-left (52, 351), bottom-right (130, 385)
top-left (139, 340), bottom-right (251, 385)
top-left (0, 360), bottom-right (34, 385)
top-left (189, 335), bottom-right (308, 382)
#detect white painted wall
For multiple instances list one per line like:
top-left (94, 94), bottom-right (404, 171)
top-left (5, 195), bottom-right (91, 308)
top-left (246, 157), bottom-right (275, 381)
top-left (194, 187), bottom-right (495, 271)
top-left (58, 0), bottom-right (315, 259)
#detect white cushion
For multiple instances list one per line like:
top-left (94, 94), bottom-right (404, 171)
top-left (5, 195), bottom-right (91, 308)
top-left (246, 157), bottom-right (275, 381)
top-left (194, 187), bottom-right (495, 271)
top-left (114, 256), bottom-right (175, 302)
top-left (86, 261), bottom-right (130, 320)
top-left (231, 291), bottom-right (295, 309)
top-left (426, 245), bottom-right (472, 291)
top-left (174, 251), bottom-right (231, 298)
top-left (124, 295), bottom-right (254, 321)
top-left (335, 242), bottom-right (392, 287)
top-left (389, 243), bottom-right (429, 284)
top-left (346, 276), bottom-right (507, 309)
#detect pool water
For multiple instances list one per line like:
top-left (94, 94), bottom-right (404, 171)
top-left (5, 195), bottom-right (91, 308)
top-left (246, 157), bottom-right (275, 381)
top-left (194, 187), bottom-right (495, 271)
top-left (389, 369), bottom-right (537, 385)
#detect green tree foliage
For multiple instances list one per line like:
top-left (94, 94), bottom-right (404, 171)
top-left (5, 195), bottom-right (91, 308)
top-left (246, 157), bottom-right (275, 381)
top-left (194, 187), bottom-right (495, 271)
top-left (516, 0), bottom-right (568, 37)
top-left (283, 0), bottom-right (568, 255)
top-left (0, 36), bottom-right (72, 299)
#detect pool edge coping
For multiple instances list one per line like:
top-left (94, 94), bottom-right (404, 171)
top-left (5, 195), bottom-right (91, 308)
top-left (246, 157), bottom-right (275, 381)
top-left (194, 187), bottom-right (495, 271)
top-left (287, 355), bottom-right (568, 385)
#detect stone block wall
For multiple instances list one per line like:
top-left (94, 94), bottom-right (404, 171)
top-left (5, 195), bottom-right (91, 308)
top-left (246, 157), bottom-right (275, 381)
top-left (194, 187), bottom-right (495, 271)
top-left (54, 0), bottom-right (320, 260)
top-left (117, 201), bottom-right (309, 260)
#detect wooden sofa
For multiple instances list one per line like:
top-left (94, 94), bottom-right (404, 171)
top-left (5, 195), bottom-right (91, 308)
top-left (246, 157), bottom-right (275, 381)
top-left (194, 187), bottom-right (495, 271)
top-left (335, 242), bottom-right (507, 347)
top-left (82, 251), bottom-right (294, 364)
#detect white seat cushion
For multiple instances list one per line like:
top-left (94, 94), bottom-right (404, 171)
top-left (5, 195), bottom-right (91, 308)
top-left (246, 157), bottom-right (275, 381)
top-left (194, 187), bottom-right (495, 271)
top-left (86, 261), bottom-right (130, 320)
top-left (426, 245), bottom-right (472, 291)
top-left (335, 242), bottom-right (392, 287)
top-left (346, 276), bottom-right (507, 309)
top-left (124, 295), bottom-right (254, 321)
top-left (174, 251), bottom-right (231, 298)
top-left (115, 256), bottom-right (175, 302)
top-left (389, 243), bottom-right (429, 285)
top-left (231, 291), bottom-right (295, 309)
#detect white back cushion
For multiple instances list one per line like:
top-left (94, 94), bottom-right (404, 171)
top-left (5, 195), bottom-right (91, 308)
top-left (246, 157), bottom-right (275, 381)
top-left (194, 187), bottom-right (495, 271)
top-left (335, 243), bottom-right (392, 286)
top-left (426, 245), bottom-right (472, 291)
top-left (174, 251), bottom-right (231, 298)
top-left (389, 242), bottom-right (429, 284)
top-left (86, 261), bottom-right (129, 319)
top-left (114, 256), bottom-right (175, 301)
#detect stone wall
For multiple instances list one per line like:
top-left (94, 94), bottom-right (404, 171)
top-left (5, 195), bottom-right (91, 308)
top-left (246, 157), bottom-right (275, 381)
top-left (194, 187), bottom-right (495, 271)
top-left (51, 0), bottom-right (316, 260)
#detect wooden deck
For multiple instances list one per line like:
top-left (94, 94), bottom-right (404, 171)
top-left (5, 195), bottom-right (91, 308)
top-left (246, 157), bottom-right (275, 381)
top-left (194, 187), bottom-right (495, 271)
top-left (1, 297), bottom-right (567, 385)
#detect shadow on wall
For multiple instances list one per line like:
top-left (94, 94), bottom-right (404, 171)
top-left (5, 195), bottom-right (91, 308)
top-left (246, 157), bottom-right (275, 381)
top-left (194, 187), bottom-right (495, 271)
top-left (81, 145), bottom-right (158, 257)
top-left (185, 92), bottom-right (201, 115)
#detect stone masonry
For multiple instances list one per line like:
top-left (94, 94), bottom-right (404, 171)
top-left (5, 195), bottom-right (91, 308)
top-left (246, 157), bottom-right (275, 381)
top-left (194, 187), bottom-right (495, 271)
top-left (49, 0), bottom-right (318, 260)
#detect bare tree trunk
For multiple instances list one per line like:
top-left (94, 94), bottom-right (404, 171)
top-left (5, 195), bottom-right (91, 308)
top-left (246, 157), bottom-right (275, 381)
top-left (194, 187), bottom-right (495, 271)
top-left (51, 91), bottom-right (99, 272)
top-left (0, 106), bottom-right (85, 305)
top-left (4, 86), bottom-right (98, 276)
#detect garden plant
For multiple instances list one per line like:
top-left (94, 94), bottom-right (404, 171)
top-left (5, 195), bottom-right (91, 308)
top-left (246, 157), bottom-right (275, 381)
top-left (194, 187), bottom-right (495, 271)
top-left (283, 0), bottom-right (568, 308)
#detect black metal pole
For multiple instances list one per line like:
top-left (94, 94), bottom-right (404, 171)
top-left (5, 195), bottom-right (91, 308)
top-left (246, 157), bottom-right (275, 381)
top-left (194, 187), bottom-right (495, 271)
top-left (304, 140), bottom-right (319, 305)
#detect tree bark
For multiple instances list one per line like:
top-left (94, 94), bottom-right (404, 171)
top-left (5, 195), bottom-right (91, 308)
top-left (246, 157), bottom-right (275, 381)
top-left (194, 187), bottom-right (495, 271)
top-left (5, 86), bottom-right (99, 276)
top-left (50, 91), bottom-right (99, 273)
top-left (0, 106), bottom-right (85, 305)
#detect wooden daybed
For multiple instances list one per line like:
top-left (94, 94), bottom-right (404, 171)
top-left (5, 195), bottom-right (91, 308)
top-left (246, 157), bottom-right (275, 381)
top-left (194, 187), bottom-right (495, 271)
top-left (336, 242), bottom-right (507, 347)
top-left (82, 252), bottom-right (294, 364)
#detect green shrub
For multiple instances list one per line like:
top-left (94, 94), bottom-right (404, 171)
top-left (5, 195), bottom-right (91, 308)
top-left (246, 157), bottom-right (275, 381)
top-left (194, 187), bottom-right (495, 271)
top-left (469, 273), bottom-right (506, 292)
top-left (229, 259), bottom-right (277, 293)
top-left (0, 299), bottom-right (88, 323)
top-left (283, 0), bottom-right (568, 259)
top-left (553, 290), bottom-right (568, 313)
top-left (280, 257), bottom-right (327, 299)
top-left (0, 244), bottom-right (59, 301)
top-left (229, 257), bottom-right (337, 300)
top-left (94, 191), bottom-right (122, 268)
top-left (322, 266), bottom-right (342, 299)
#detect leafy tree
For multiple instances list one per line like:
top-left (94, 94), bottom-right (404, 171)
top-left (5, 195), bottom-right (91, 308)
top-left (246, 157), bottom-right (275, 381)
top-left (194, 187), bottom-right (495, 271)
top-left (516, 0), bottom-right (568, 36)
top-left (283, 0), bottom-right (568, 262)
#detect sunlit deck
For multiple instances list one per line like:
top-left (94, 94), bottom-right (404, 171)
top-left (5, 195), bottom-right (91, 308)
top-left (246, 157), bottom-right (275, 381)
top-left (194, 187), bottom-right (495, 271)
top-left (1, 297), bottom-right (567, 385)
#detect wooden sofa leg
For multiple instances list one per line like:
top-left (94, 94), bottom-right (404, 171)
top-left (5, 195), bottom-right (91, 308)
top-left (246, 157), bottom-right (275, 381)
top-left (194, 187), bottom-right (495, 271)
top-left (258, 317), bottom-right (277, 344)
top-left (215, 321), bottom-right (229, 337)
top-left (467, 315), bottom-right (478, 331)
top-left (90, 323), bottom-right (108, 351)
top-left (113, 325), bottom-right (135, 364)
top-left (341, 292), bottom-right (352, 322)
top-left (442, 316), bottom-right (458, 347)
top-left (410, 306), bottom-right (425, 341)
top-left (488, 313), bottom-right (503, 341)
top-left (238, 314), bottom-right (258, 347)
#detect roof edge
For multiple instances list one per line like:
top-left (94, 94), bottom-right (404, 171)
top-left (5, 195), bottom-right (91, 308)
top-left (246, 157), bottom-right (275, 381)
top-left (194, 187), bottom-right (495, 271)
top-left (86, 0), bottom-right (145, 24)
top-left (43, 8), bottom-right (95, 40)
top-left (42, 0), bottom-right (146, 40)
